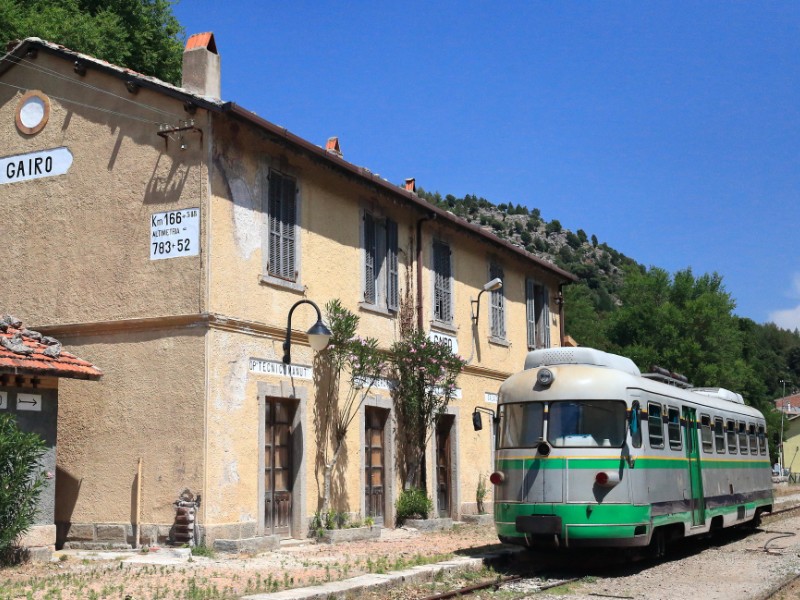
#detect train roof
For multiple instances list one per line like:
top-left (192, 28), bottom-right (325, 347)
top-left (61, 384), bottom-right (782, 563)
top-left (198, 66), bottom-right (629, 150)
top-left (504, 347), bottom-right (765, 420)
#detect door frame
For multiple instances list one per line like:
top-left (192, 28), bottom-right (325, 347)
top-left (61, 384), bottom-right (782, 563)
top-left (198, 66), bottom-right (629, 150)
top-left (360, 395), bottom-right (395, 526)
top-left (431, 407), bottom-right (460, 520)
top-left (258, 382), bottom-right (308, 538)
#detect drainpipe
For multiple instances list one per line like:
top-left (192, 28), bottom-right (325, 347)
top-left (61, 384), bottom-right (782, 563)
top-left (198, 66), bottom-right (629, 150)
top-left (415, 213), bottom-right (436, 331)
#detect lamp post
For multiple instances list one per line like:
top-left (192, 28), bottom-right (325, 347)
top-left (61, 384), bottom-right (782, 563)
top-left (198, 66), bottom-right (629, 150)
top-left (779, 378), bottom-right (789, 475)
top-left (282, 299), bottom-right (332, 364)
top-left (470, 278), bottom-right (503, 325)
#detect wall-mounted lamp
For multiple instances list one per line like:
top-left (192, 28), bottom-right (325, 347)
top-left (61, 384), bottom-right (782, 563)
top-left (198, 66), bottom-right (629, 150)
top-left (472, 406), bottom-right (497, 431)
top-left (471, 278), bottom-right (503, 325)
top-left (282, 299), bottom-right (332, 364)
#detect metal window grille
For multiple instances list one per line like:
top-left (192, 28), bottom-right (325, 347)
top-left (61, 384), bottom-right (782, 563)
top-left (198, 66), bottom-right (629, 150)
top-left (433, 240), bottom-right (452, 322)
top-left (489, 263), bottom-right (505, 338)
top-left (364, 212), bottom-right (377, 304)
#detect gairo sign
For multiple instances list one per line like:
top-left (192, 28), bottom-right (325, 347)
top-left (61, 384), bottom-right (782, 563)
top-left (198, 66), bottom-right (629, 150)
top-left (0, 147), bottom-right (73, 185)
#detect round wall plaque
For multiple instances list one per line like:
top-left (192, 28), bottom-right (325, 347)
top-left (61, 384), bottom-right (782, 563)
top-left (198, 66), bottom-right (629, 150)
top-left (15, 90), bottom-right (51, 135)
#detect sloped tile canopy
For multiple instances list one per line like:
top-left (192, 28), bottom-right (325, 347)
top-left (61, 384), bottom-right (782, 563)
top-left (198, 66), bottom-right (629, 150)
top-left (0, 315), bottom-right (101, 380)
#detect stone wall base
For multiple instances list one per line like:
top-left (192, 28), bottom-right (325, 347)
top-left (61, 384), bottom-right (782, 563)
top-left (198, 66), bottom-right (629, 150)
top-left (18, 524), bottom-right (56, 562)
top-left (404, 517), bottom-right (453, 532)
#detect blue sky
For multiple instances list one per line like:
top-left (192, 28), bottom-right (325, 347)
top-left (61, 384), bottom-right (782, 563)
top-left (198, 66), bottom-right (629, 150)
top-left (174, 1), bottom-right (800, 328)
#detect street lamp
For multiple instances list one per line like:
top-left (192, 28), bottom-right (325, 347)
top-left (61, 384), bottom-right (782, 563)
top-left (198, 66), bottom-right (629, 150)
top-left (282, 299), bottom-right (332, 364)
top-left (471, 278), bottom-right (503, 325)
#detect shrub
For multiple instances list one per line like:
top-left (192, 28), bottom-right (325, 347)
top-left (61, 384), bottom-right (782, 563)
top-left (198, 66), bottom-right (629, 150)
top-left (396, 488), bottom-right (433, 525)
top-left (0, 414), bottom-right (46, 564)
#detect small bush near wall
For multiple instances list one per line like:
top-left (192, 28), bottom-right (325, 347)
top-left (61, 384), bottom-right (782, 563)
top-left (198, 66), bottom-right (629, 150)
top-left (395, 488), bottom-right (433, 526)
top-left (0, 414), bottom-right (46, 564)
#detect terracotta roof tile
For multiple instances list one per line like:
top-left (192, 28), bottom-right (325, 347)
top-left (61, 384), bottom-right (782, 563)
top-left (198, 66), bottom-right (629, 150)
top-left (0, 316), bottom-right (101, 380)
top-left (185, 33), bottom-right (217, 54)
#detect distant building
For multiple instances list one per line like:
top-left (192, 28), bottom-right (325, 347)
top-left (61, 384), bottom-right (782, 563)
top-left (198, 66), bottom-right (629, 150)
top-left (0, 34), bottom-right (575, 550)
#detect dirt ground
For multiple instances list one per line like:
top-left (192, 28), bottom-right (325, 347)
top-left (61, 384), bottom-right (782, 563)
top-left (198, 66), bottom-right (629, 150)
top-left (0, 522), bottom-right (503, 599)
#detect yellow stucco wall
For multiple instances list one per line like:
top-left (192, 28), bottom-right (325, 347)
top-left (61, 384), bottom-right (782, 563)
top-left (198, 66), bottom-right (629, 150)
top-left (0, 44), bottom-right (569, 545)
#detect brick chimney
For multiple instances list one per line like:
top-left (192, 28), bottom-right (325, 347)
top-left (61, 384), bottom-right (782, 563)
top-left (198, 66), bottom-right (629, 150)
top-left (182, 32), bottom-right (221, 99)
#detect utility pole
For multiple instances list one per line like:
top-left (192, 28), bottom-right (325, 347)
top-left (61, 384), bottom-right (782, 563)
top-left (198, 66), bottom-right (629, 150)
top-left (779, 379), bottom-right (790, 475)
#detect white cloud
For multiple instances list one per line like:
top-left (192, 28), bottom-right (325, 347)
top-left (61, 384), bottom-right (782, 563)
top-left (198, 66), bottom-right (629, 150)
top-left (769, 305), bottom-right (800, 331)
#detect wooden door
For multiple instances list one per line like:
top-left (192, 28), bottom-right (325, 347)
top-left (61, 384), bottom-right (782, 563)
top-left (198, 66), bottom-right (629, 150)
top-left (265, 398), bottom-right (295, 537)
top-left (436, 416), bottom-right (454, 518)
top-left (364, 407), bottom-right (386, 524)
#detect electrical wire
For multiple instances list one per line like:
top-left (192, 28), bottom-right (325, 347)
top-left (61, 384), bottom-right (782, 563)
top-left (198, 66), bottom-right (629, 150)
top-left (0, 80), bottom-right (167, 126)
top-left (10, 55), bottom-right (180, 119)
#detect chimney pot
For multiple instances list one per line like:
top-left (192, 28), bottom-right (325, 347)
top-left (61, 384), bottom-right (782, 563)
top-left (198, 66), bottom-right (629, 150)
top-left (325, 137), bottom-right (342, 157)
top-left (182, 32), bottom-right (221, 99)
top-left (405, 178), bottom-right (416, 192)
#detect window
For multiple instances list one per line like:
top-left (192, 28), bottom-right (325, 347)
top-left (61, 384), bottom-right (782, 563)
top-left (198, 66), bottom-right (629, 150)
top-left (362, 211), bottom-right (398, 311)
top-left (647, 403), bottom-right (664, 448)
top-left (714, 417), bottom-right (725, 453)
top-left (267, 170), bottom-right (298, 282)
top-left (667, 406), bottom-right (682, 450)
top-left (489, 262), bottom-right (505, 339)
top-left (758, 425), bottom-right (767, 455)
top-left (526, 279), bottom-right (550, 349)
top-left (726, 420), bottom-right (737, 454)
top-left (748, 424), bottom-right (757, 455)
top-left (700, 415), bottom-right (713, 453)
top-left (737, 422), bottom-right (748, 454)
top-left (432, 240), bottom-right (452, 323)
top-left (630, 401), bottom-right (642, 448)
top-left (548, 401), bottom-right (627, 447)
top-left (497, 403), bottom-right (544, 449)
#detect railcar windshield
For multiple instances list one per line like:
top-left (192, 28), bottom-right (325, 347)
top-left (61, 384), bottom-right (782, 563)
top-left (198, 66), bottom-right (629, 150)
top-left (548, 400), bottom-right (627, 448)
top-left (497, 403), bottom-right (544, 448)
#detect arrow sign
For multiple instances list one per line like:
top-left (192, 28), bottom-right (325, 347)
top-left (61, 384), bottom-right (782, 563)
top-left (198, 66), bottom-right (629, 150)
top-left (17, 393), bottom-right (41, 412)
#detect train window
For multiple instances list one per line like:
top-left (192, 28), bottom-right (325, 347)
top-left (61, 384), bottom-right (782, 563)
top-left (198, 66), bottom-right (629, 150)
top-left (748, 424), bottom-right (757, 454)
top-left (700, 415), bottom-right (713, 453)
top-left (497, 403), bottom-right (544, 449)
top-left (648, 403), bottom-right (664, 448)
top-left (726, 420), bottom-right (737, 454)
top-left (548, 400), bottom-right (627, 447)
top-left (667, 407), bottom-right (682, 450)
top-left (758, 425), bottom-right (767, 455)
top-left (714, 417), bottom-right (725, 453)
top-left (630, 401), bottom-right (642, 448)
top-left (737, 422), bottom-right (748, 453)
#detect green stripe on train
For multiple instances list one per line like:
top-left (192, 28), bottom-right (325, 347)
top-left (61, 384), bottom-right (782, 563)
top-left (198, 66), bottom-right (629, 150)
top-left (496, 457), bottom-right (770, 470)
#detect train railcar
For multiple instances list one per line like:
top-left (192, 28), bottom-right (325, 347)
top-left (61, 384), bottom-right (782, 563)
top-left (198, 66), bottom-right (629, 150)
top-left (474, 347), bottom-right (773, 556)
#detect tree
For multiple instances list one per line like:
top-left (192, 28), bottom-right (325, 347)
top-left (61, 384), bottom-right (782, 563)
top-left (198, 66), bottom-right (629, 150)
top-left (313, 299), bottom-right (385, 514)
top-left (0, 0), bottom-right (185, 84)
top-left (545, 219), bottom-right (562, 235)
top-left (389, 292), bottom-right (465, 490)
top-left (0, 414), bottom-right (46, 564)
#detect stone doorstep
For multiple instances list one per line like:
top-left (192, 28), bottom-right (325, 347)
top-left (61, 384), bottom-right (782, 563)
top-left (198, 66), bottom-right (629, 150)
top-left (213, 535), bottom-right (280, 554)
top-left (63, 541), bottom-right (133, 551)
top-left (403, 517), bottom-right (454, 532)
top-left (318, 526), bottom-right (381, 544)
top-left (460, 514), bottom-right (494, 525)
top-left (240, 553), bottom-right (510, 600)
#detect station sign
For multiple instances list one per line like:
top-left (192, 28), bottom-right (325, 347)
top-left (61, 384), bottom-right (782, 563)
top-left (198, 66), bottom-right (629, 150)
top-left (16, 394), bottom-right (42, 411)
top-left (0, 147), bottom-right (73, 185)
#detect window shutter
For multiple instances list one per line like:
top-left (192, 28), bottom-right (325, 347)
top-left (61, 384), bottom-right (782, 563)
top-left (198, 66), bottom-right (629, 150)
top-left (364, 212), bottom-right (376, 304)
top-left (387, 219), bottom-right (399, 310)
top-left (526, 279), bottom-right (536, 349)
top-left (268, 172), bottom-right (297, 281)
top-left (542, 288), bottom-right (551, 348)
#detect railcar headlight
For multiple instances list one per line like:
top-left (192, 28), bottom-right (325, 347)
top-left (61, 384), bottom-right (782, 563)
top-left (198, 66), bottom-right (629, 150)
top-left (537, 368), bottom-right (555, 387)
top-left (594, 471), bottom-right (621, 487)
top-left (489, 471), bottom-right (505, 485)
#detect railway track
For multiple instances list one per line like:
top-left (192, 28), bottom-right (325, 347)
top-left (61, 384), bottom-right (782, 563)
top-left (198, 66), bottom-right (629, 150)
top-left (411, 504), bottom-right (800, 600)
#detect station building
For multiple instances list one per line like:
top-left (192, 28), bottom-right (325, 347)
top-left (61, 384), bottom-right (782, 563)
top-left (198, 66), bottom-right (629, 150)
top-left (0, 34), bottom-right (575, 549)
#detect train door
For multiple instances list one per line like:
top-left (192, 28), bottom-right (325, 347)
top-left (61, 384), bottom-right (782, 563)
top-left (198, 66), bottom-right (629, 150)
top-left (682, 407), bottom-right (705, 526)
top-left (264, 398), bottom-right (295, 537)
